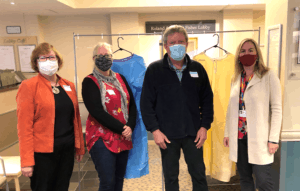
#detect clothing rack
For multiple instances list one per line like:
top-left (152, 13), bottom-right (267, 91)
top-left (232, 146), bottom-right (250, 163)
top-left (72, 27), bottom-right (260, 191)
top-left (73, 27), bottom-right (260, 92)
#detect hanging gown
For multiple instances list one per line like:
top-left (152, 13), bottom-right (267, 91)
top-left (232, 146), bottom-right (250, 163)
top-left (193, 52), bottom-right (236, 182)
top-left (111, 54), bottom-right (149, 179)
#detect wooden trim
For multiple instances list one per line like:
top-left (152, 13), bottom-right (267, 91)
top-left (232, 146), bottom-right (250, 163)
top-left (0, 84), bottom-right (19, 93)
top-left (281, 130), bottom-right (300, 141)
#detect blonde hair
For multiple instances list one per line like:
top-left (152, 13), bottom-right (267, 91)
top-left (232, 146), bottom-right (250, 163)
top-left (93, 42), bottom-right (113, 58)
top-left (163, 25), bottom-right (188, 44)
top-left (233, 38), bottom-right (269, 82)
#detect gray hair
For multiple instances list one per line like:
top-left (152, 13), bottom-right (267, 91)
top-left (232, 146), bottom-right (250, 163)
top-left (163, 25), bottom-right (188, 44)
top-left (93, 42), bottom-right (113, 58)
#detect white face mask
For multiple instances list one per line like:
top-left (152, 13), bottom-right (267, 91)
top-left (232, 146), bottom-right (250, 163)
top-left (38, 60), bottom-right (58, 76)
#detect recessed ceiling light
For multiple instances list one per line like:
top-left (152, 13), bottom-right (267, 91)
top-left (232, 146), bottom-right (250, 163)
top-left (10, 2), bottom-right (15, 4)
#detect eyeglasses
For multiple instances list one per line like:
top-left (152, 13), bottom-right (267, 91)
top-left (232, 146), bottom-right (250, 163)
top-left (93, 54), bottom-right (113, 59)
top-left (38, 56), bottom-right (57, 62)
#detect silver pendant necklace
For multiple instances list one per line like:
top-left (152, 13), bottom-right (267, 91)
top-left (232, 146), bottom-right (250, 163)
top-left (52, 77), bottom-right (60, 94)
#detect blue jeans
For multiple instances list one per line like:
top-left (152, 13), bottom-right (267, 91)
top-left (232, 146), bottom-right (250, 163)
top-left (89, 139), bottom-right (129, 191)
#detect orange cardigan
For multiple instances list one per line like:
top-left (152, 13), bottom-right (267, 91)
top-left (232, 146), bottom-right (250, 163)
top-left (16, 73), bottom-right (85, 168)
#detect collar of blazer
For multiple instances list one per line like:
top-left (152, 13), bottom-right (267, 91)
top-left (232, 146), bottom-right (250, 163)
top-left (244, 71), bottom-right (262, 90)
top-left (37, 73), bottom-right (74, 94)
top-left (37, 73), bottom-right (77, 106)
top-left (38, 73), bottom-right (63, 87)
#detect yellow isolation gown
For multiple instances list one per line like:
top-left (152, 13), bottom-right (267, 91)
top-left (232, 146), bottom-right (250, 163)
top-left (193, 52), bottom-right (236, 182)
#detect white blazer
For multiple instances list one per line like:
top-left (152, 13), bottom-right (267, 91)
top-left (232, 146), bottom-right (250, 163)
top-left (224, 70), bottom-right (282, 165)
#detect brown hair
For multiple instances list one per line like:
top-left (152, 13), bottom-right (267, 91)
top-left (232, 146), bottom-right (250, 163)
top-left (163, 25), bottom-right (188, 44)
top-left (233, 38), bottom-right (269, 82)
top-left (30, 42), bottom-right (63, 72)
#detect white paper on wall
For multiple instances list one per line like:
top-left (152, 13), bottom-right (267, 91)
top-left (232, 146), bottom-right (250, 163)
top-left (18, 45), bottom-right (36, 72)
top-left (0, 46), bottom-right (16, 71)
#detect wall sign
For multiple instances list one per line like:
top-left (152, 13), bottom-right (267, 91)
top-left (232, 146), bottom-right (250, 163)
top-left (146, 20), bottom-right (216, 34)
top-left (6, 26), bottom-right (21, 34)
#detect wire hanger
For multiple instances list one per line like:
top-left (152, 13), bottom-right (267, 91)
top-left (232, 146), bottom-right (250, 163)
top-left (204, 34), bottom-right (228, 54)
top-left (113, 37), bottom-right (133, 56)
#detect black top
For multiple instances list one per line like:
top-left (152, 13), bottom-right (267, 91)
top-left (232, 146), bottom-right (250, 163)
top-left (81, 74), bottom-right (137, 135)
top-left (140, 54), bottom-right (214, 139)
top-left (54, 86), bottom-right (75, 147)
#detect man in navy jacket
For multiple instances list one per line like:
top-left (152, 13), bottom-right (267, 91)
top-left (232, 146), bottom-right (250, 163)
top-left (141, 25), bottom-right (213, 191)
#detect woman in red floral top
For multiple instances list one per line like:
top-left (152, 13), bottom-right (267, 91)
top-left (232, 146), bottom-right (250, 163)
top-left (82, 42), bottom-right (137, 191)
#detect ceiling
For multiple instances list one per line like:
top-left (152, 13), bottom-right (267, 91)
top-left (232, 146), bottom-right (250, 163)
top-left (0, 0), bottom-right (265, 16)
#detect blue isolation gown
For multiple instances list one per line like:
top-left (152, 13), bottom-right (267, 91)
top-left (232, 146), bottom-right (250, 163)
top-left (111, 54), bottom-right (149, 179)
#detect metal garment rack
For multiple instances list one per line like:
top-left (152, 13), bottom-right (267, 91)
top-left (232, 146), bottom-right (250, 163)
top-left (73, 27), bottom-right (260, 92)
top-left (72, 27), bottom-right (260, 191)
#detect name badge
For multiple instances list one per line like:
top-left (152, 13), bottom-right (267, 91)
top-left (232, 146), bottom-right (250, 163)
top-left (189, 71), bottom-right (199, 78)
top-left (239, 110), bottom-right (247, 118)
top-left (63, 85), bottom-right (72, 91)
top-left (107, 90), bottom-right (116, 95)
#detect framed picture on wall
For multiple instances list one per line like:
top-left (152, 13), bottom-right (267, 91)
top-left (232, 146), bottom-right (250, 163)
top-left (17, 45), bottom-right (36, 73)
top-left (267, 24), bottom-right (282, 79)
top-left (187, 37), bottom-right (198, 53)
top-left (298, 20), bottom-right (300, 64)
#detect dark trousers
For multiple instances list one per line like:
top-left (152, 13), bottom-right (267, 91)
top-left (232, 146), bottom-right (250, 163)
top-left (89, 139), bottom-right (129, 191)
top-left (237, 139), bottom-right (274, 191)
top-left (30, 141), bottom-right (75, 191)
top-left (160, 136), bottom-right (208, 191)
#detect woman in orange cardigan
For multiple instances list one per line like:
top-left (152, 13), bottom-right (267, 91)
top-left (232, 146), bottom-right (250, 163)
top-left (16, 42), bottom-right (85, 191)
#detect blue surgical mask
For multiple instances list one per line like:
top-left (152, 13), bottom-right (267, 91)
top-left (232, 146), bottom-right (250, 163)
top-left (169, 44), bottom-right (186, 61)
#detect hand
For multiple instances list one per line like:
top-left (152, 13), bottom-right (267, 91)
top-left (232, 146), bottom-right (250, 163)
top-left (75, 154), bottom-right (84, 162)
top-left (21, 166), bottom-right (33, 177)
top-left (153, 129), bottom-right (170, 149)
top-left (223, 137), bottom-right (229, 147)
top-left (122, 125), bottom-right (132, 138)
top-left (268, 142), bottom-right (279, 154)
top-left (195, 127), bottom-right (207, 149)
top-left (125, 135), bottom-right (132, 141)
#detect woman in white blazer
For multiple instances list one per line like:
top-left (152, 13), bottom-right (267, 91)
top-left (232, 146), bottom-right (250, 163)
top-left (223, 38), bottom-right (282, 191)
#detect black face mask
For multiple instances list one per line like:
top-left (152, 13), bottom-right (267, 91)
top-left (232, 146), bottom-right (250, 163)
top-left (95, 55), bottom-right (113, 71)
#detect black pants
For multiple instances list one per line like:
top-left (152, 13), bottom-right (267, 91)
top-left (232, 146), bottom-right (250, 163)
top-left (237, 139), bottom-right (274, 191)
top-left (160, 136), bottom-right (208, 191)
top-left (30, 141), bottom-right (75, 191)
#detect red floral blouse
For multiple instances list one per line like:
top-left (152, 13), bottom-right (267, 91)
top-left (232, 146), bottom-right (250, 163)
top-left (238, 71), bottom-right (253, 139)
top-left (85, 74), bottom-right (133, 153)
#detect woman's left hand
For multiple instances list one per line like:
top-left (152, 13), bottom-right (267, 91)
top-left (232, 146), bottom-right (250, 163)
top-left (75, 154), bottom-right (84, 162)
top-left (268, 142), bottom-right (279, 154)
top-left (122, 125), bottom-right (132, 138)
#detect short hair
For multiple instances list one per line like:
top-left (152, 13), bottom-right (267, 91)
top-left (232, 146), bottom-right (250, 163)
top-left (30, 42), bottom-right (63, 73)
top-left (93, 42), bottom-right (113, 58)
top-left (163, 25), bottom-right (188, 44)
top-left (233, 38), bottom-right (269, 82)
